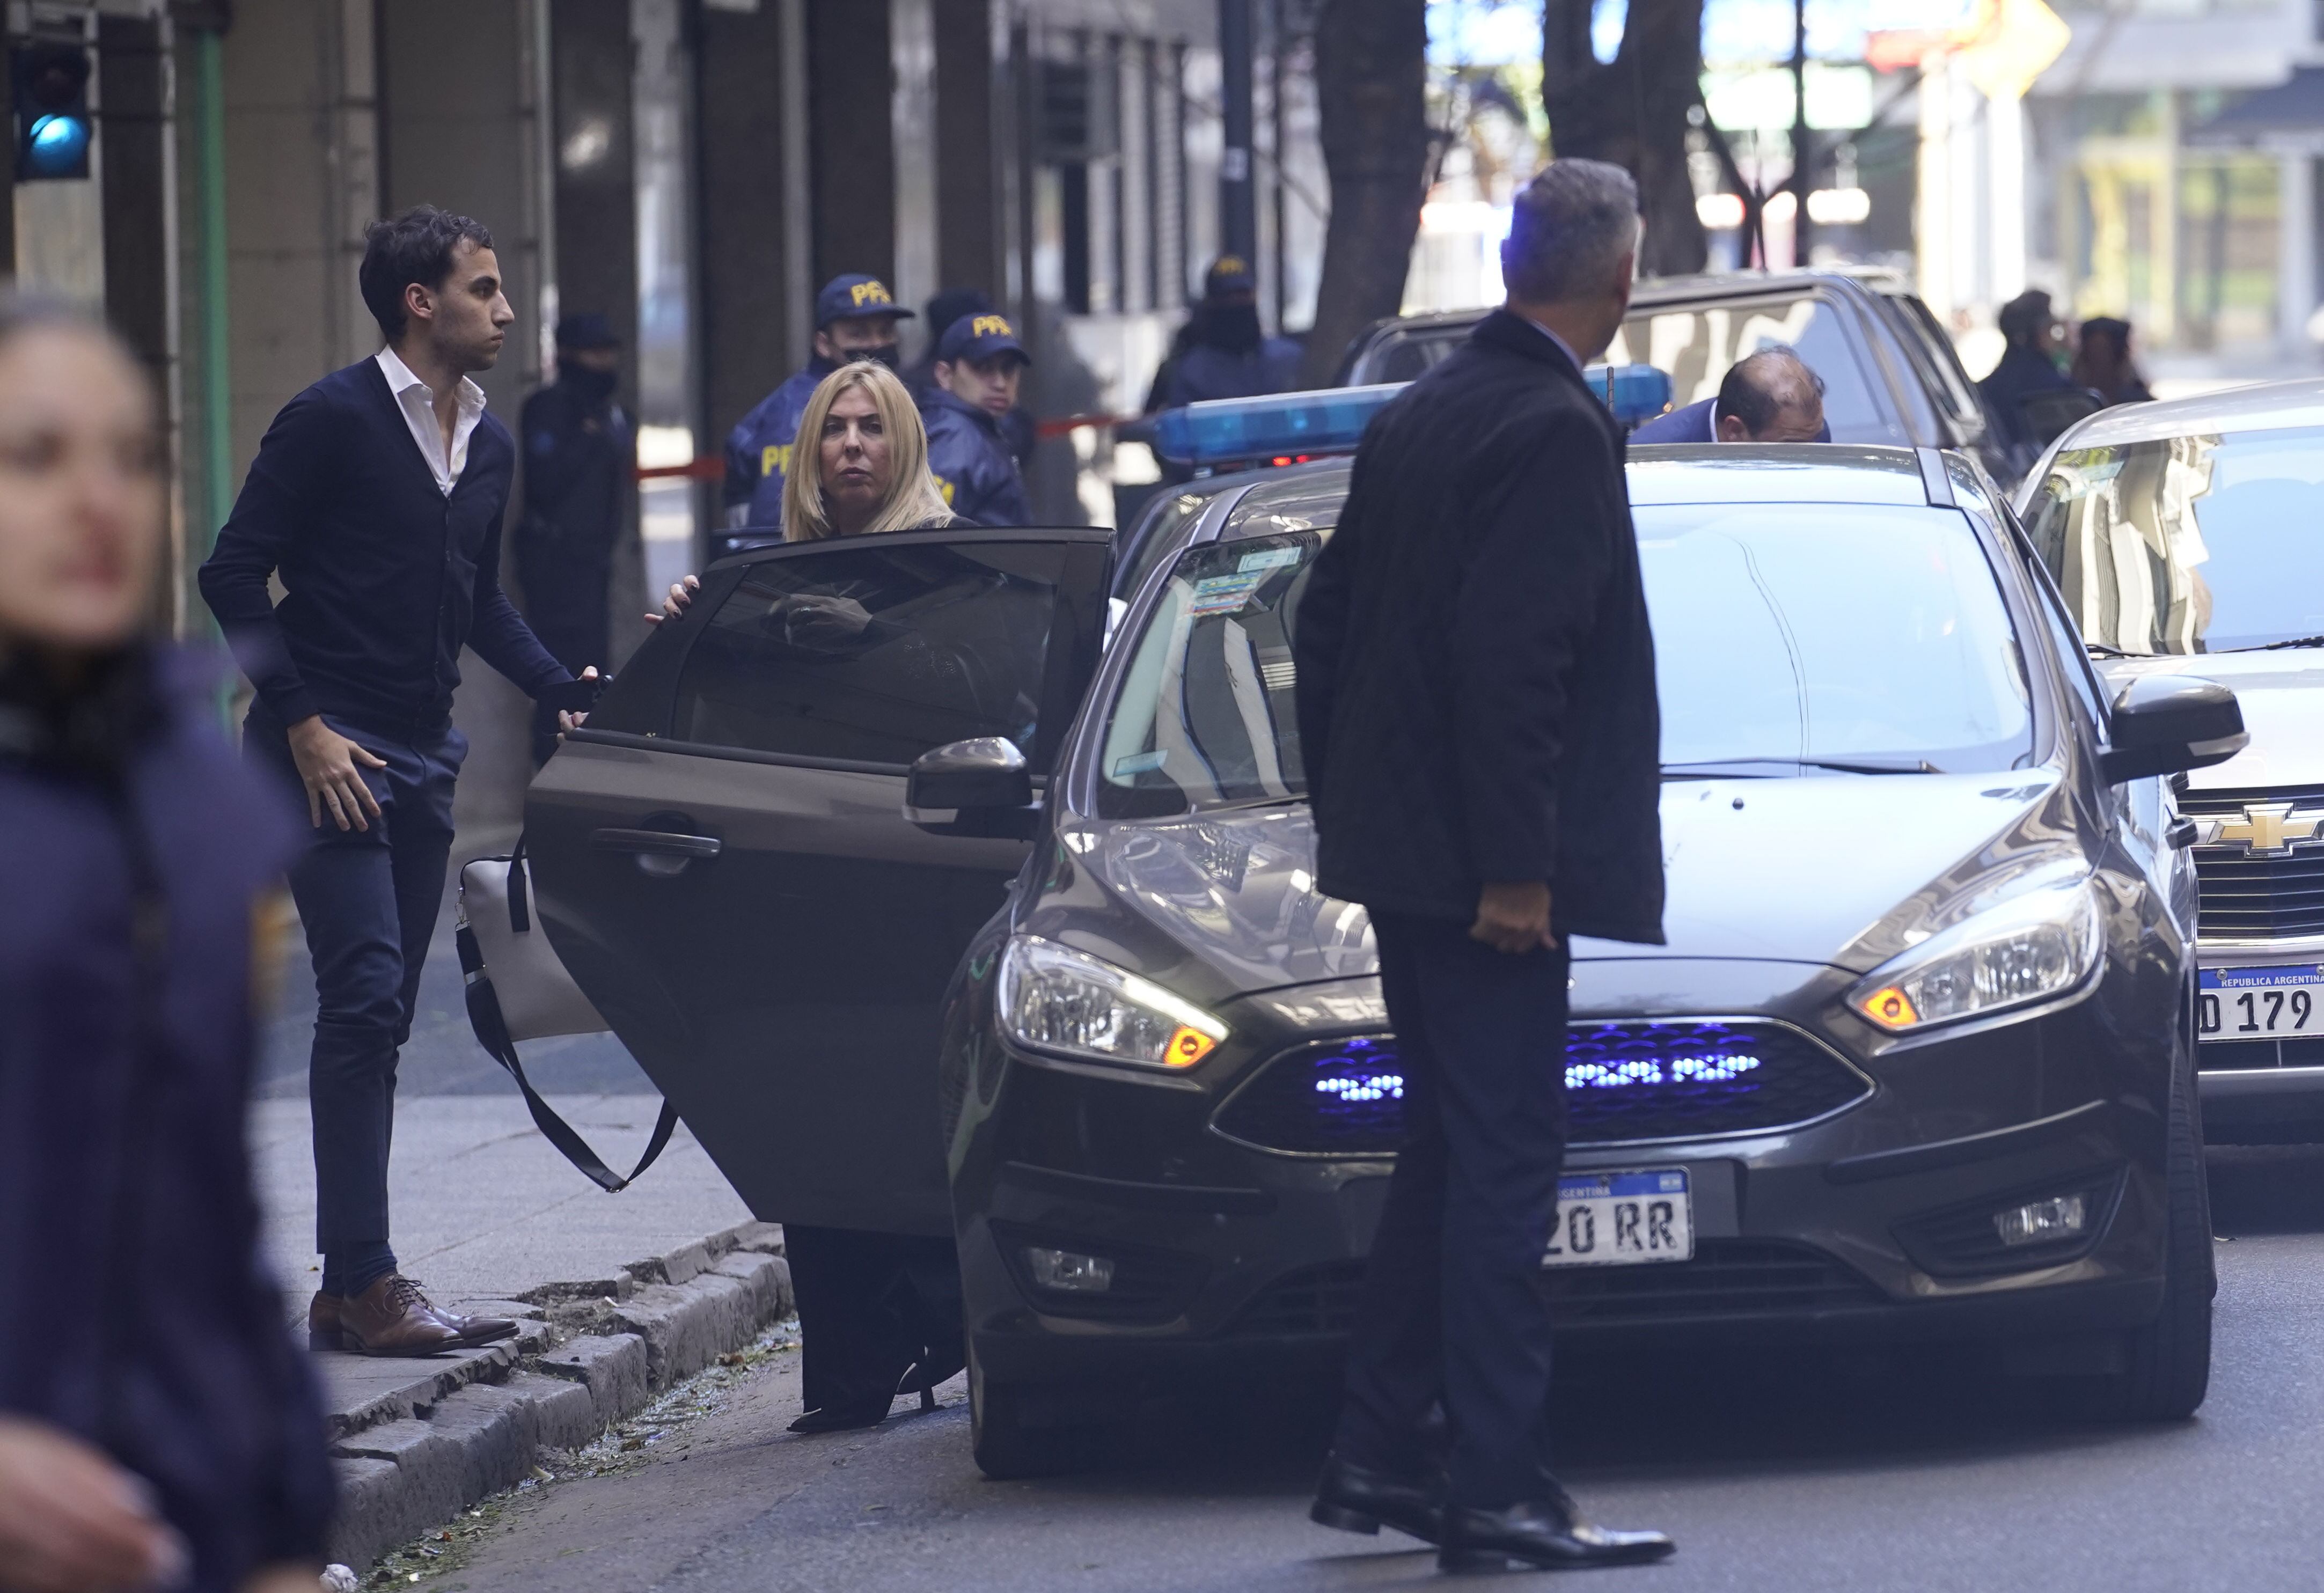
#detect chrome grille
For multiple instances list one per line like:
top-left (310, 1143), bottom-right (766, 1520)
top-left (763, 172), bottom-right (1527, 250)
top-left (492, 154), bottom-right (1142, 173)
top-left (2180, 784), bottom-right (2324, 941)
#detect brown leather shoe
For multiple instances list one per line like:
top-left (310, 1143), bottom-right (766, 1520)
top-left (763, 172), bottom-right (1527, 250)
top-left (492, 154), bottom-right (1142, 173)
top-left (336, 1275), bottom-right (471, 1357)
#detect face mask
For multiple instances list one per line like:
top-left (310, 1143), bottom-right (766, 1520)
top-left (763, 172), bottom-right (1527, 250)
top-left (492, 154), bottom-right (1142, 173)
top-left (565, 365), bottom-right (618, 405)
top-left (1203, 303), bottom-right (1263, 354)
top-left (864, 343), bottom-right (902, 371)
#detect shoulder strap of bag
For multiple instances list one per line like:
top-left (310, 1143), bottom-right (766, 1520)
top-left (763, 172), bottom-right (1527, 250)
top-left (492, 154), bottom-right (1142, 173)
top-left (456, 911), bottom-right (676, 1193)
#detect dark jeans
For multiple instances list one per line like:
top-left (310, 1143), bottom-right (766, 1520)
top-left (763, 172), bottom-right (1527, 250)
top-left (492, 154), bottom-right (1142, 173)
top-left (785, 1226), bottom-right (963, 1415)
top-left (246, 706), bottom-right (466, 1296)
top-left (1332, 911), bottom-right (1571, 1510)
top-left (516, 549), bottom-right (609, 766)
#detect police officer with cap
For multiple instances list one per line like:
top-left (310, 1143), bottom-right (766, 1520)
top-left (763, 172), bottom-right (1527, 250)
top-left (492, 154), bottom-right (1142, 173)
top-left (1147, 255), bottom-right (1302, 409)
top-left (922, 312), bottom-right (1033, 527)
top-left (723, 274), bottom-right (913, 540)
top-left (517, 312), bottom-right (631, 763)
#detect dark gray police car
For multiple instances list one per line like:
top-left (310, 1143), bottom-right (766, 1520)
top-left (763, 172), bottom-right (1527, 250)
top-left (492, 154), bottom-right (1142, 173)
top-left (525, 395), bottom-right (2243, 1479)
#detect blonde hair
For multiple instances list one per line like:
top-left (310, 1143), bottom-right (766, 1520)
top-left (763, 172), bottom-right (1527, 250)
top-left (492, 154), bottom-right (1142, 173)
top-left (781, 360), bottom-right (956, 541)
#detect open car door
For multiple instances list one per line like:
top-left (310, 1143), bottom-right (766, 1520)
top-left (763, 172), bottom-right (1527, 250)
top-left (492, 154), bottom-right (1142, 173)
top-left (526, 527), bottom-right (1112, 1235)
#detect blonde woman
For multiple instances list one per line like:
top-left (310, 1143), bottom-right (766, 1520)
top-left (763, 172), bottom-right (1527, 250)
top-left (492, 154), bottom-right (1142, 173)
top-left (643, 357), bottom-right (972, 1433)
top-left (651, 360), bottom-right (955, 625)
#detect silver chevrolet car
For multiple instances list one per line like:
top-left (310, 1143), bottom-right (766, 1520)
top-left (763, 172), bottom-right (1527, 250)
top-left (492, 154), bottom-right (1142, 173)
top-left (2018, 379), bottom-right (2324, 1138)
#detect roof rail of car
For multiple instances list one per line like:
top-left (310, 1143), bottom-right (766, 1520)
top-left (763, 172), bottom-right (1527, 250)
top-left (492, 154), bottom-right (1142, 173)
top-left (1915, 446), bottom-right (1957, 509)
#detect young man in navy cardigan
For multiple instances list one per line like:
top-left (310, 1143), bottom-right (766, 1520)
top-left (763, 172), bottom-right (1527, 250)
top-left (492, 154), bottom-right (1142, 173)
top-left (201, 207), bottom-right (585, 1355)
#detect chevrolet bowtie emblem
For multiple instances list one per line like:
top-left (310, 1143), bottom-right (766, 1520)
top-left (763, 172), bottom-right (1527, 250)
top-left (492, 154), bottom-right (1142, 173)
top-left (2211, 803), bottom-right (2323, 855)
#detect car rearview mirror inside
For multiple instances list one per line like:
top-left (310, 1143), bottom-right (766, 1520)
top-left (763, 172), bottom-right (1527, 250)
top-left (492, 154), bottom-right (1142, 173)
top-left (2100, 674), bottom-right (2246, 784)
top-left (905, 737), bottom-right (1038, 838)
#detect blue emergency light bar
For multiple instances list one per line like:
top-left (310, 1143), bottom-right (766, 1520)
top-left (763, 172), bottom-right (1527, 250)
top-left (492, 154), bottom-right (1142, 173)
top-left (1153, 364), bottom-right (1674, 469)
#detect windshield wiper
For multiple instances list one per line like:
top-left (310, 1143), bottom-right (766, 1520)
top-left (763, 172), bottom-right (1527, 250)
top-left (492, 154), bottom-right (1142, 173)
top-left (2083, 641), bottom-right (2150, 659)
top-left (2247, 635), bottom-right (2324, 652)
top-left (1661, 756), bottom-right (1939, 778)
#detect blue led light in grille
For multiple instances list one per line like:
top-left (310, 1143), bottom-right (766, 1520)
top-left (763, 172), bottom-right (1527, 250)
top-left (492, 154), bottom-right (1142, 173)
top-left (1219, 1019), bottom-right (1866, 1155)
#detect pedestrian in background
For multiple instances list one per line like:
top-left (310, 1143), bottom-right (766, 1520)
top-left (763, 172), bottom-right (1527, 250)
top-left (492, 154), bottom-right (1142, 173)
top-left (1627, 344), bottom-right (1829, 443)
top-left (921, 312), bottom-right (1033, 526)
top-left (0, 298), bottom-right (332, 1592)
top-left (517, 312), bottom-right (633, 764)
top-left (1145, 255), bottom-right (1302, 409)
top-left (1978, 289), bottom-right (2074, 459)
top-left (723, 274), bottom-right (914, 540)
top-left (2072, 316), bottom-right (2153, 407)
top-left (1293, 159), bottom-right (1675, 1574)
top-left (201, 206), bottom-right (590, 1358)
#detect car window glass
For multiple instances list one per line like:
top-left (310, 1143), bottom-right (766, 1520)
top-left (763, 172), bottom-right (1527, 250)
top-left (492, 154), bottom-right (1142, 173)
top-left (1890, 293), bottom-right (1986, 424)
top-left (675, 539), bottom-right (1066, 765)
top-left (2015, 521), bottom-right (2110, 734)
top-left (1093, 502), bottom-right (2035, 818)
top-left (1118, 490), bottom-right (1215, 600)
top-left (1604, 296), bottom-right (1900, 444)
top-left (1639, 504), bottom-right (2032, 773)
top-left (2022, 425), bottom-right (2324, 653)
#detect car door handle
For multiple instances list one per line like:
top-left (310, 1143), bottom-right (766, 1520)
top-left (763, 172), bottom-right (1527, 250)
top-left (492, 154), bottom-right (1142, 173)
top-left (591, 828), bottom-right (723, 858)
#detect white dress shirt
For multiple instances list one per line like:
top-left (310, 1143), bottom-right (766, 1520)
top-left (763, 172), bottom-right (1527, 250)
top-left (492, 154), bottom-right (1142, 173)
top-left (375, 345), bottom-right (488, 496)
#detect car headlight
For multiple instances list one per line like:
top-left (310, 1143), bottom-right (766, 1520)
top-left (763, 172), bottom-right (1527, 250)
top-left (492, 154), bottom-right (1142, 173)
top-left (998, 935), bottom-right (1229, 1069)
top-left (1849, 877), bottom-right (2105, 1032)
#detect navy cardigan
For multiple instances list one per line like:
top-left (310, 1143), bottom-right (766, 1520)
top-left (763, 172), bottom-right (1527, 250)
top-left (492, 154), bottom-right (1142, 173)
top-left (199, 358), bottom-right (570, 737)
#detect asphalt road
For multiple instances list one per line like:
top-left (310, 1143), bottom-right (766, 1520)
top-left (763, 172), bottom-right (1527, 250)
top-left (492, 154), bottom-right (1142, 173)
top-left (421, 1145), bottom-right (2324, 1593)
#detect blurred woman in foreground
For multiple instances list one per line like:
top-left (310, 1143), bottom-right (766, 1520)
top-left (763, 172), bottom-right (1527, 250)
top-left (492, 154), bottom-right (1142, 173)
top-left (0, 300), bottom-right (331, 1590)
top-left (651, 359), bottom-right (965, 1433)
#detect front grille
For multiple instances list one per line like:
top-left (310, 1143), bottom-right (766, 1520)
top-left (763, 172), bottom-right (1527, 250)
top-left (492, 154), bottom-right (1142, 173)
top-left (2199, 1036), bottom-right (2324, 1070)
top-left (2180, 783), bottom-right (2324, 940)
top-left (1212, 1021), bottom-right (1871, 1156)
top-left (1544, 1239), bottom-right (1882, 1324)
top-left (1224, 1243), bottom-right (1885, 1339)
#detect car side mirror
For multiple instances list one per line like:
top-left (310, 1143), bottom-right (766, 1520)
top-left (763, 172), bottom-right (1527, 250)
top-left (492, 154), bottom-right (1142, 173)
top-left (2100, 674), bottom-right (2246, 784)
top-left (905, 737), bottom-right (1038, 838)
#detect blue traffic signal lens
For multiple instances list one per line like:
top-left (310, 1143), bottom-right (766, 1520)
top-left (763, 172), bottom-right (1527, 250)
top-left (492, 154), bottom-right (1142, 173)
top-left (24, 113), bottom-right (89, 176)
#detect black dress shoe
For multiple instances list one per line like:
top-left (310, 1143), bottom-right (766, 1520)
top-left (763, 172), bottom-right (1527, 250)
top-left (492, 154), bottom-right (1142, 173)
top-left (1438, 1489), bottom-right (1674, 1573)
top-left (1308, 1452), bottom-right (1443, 1546)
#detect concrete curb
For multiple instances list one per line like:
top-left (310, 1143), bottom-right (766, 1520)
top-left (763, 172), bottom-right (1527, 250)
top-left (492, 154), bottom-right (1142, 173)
top-left (321, 1219), bottom-right (793, 1571)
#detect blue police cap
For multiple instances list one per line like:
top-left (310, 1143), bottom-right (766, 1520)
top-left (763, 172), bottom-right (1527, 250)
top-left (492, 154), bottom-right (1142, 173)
top-left (554, 312), bottom-right (621, 350)
top-left (816, 274), bottom-right (913, 328)
top-left (936, 311), bottom-right (1030, 367)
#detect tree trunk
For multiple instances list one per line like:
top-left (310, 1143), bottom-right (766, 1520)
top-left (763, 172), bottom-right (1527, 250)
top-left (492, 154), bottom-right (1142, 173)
top-left (1541, 0), bottom-right (1708, 278)
top-left (1298, 0), bottom-right (1431, 387)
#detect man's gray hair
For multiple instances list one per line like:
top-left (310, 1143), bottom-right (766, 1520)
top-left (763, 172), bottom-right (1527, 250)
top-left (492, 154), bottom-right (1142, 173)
top-left (1502, 160), bottom-right (1640, 304)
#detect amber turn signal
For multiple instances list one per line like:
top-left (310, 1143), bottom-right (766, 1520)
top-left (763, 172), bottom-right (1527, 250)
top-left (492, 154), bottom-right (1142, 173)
top-left (1164, 1026), bottom-right (1218, 1067)
top-left (1857, 985), bottom-right (1920, 1030)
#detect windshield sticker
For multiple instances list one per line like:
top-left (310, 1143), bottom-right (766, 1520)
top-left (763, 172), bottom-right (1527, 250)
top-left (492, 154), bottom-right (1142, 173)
top-left (1238, 546), bottom-right (1303, 574)
top-left (1111, 750), bottom-right (1169, 777)
top-left (1188, 572), bottom-right (1265, 615)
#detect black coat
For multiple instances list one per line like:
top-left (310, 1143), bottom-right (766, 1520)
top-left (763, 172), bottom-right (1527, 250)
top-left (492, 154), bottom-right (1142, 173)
top-left (1293, 309), bottom-right (1665, 942)
top-left (0, 648), bottom-right (333, 1589)
top-left (517, 376), bottom-right (633, 569)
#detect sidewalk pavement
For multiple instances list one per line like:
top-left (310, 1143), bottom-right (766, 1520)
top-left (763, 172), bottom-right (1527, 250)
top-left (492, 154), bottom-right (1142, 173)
top-left (247, 810), bottom-right (792, 1570)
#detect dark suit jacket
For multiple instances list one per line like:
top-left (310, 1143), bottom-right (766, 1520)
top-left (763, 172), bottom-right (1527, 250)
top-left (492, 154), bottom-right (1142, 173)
top-left (1292, 310), bottom-right (1665, 942)
top-left (1629, 395), bottom-right (1832, 444)
top-left (200, 359), bottom-right (569, 737)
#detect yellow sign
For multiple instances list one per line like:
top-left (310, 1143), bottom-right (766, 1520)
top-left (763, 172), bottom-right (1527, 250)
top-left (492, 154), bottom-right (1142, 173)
top-left (849, 279), bottom-right (894, 307)
top-left (969, 314), bottom-right (1013, 337)
top-left (1957, 0), bottom-right (2070, 101)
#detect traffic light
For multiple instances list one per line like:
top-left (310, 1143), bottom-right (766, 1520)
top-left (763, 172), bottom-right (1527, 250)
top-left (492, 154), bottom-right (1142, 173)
top-left (13, 41), bottom-right (92, 182)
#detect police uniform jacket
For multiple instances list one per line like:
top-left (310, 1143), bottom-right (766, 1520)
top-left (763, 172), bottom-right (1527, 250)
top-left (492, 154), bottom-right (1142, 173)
top-left (1292, 309), bottom-right (1666, 942)
top-left (0, 647), bottom-right (335, 1590)
top-left (922, 387), bottom-right (1033, 527)
top-left (725, 357), bottom-right (835, 528)
top-left (1153, 336), bottom-right (1303, 407)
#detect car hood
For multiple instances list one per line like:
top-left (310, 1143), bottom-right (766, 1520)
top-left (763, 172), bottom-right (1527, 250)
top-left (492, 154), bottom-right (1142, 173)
top-left (2098, 650), bottom-right (2324, 793)
top-left (1052, 771), bottom-right (2076, 1002)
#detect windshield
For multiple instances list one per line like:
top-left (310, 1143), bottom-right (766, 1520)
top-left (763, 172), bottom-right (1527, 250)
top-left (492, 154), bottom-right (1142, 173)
top-left (1093, 502), bottom-right (2033, 817)
top-left (2022, 426), bottom-right (2324, 652)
